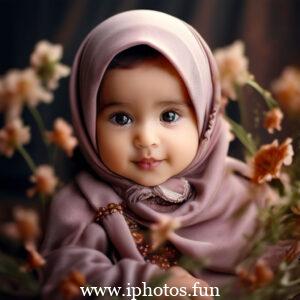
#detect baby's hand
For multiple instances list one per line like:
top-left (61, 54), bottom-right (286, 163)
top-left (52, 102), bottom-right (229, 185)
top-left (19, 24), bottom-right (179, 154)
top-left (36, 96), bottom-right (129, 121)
top-left (155, 266), bottom-right (214, 300)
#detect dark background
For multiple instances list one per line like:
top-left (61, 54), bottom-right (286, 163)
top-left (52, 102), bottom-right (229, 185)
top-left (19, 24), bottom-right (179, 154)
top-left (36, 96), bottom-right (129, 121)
top-left (0, 0), bottom-right (299, 215)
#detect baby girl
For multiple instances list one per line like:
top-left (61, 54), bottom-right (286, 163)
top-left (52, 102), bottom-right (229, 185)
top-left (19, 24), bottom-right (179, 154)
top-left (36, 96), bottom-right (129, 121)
top-left (41, 10), bottom-right (264, 299)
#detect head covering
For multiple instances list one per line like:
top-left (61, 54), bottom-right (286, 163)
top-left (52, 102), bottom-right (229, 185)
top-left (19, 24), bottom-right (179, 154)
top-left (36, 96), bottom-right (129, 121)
top-left (70, 10), bottom-right (258, 274)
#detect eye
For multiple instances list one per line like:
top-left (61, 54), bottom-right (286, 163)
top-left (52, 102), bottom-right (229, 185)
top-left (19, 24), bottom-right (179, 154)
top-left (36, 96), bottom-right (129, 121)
top-left (109, 112), bottom-right (132, 126)
top-left (160, 111), bottom-right (180, 123)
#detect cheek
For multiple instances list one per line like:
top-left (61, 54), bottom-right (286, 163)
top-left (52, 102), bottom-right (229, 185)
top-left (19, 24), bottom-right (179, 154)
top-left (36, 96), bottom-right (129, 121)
top-left (166, 123), bottom-right (199, 163)
top-left (96, 123), bottom-right (129, 171)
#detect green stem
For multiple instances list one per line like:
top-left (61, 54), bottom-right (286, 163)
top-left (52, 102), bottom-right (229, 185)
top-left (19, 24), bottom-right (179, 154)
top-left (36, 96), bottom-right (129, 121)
top-left (246, 79), bottom-right (278, 109)
top-left (27, 104), bottom-right (53, 161)
top-left (17, 145), bottom-right (36, 173)
top-left (26, 105), bottom-right (49, 145)
top-left (51, 145), bottom-right (58, 167)
top-left (225, 116), bottom-right (257, 156)
top-left (39, 193), bottom-right (47, 210)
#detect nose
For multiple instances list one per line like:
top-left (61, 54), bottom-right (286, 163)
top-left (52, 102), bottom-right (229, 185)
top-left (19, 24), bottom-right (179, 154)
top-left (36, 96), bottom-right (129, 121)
top-left (133, 122), bottom-right (159, 150)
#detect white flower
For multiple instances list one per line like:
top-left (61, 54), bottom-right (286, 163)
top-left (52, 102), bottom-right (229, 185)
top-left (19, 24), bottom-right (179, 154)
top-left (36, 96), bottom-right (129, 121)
top-left (17, 68), bottom-right (53, 106)
top-left (0, 119), bottom-right (31, 157)
top-left (30, 40), bottom-right (63, 67)
top-left (30, 40), bottom-right (70, 90)
top-left (0, 68), bottom-right (52, 120)
top-left (214, 40), bottom-right (251, 100)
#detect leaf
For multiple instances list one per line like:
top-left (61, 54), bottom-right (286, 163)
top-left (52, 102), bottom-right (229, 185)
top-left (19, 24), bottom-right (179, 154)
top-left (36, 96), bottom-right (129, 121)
top-left (269, 178), bottom-right (286, 197)
top-left (226, 116), bottom-right (257, 156)
top-left (0, 251), bottom-right (40, 297)
top-left (246, 79), bottom-right (278, 109)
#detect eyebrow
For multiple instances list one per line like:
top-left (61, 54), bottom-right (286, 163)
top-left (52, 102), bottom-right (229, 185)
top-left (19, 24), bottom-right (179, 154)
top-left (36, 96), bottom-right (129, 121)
top-left (100, 100), bottom-right (191, 110)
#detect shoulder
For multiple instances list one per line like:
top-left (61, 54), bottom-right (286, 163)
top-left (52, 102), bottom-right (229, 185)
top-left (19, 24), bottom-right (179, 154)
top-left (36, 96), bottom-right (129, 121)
top-left (48, 179), bottom-right (95, 227)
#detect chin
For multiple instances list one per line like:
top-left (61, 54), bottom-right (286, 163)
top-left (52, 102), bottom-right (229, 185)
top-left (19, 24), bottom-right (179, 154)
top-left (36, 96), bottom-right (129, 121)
top-left (134, 176), bottom-right (168, 187)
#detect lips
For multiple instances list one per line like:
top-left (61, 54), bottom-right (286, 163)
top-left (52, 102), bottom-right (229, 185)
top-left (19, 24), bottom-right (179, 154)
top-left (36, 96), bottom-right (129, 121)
top-left (134, 158), bottom-right (163, 170)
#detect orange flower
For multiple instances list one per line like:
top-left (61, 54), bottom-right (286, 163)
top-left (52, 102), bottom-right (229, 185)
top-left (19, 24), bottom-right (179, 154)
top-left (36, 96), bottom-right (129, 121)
top-left (254, 259), bottom-right (274, 288)
top-left (24, 242), bottom-right (46, 269)
top-left (271, 67), bottom-right (300, 115)
top-left (13, 206), bottom-right (41, 242)
top-left (59, 270), bottom-right (86, 300)
top-left (27, 165), bottom-right (58, 197)
top-left (0, 119), bottom-right (31, 157)
top-left (47, 118), bottom-right (78, 157)
top-left (251, 138), bottom-right (294, 184)
top-left (291, 203), bottom-right (300, 215)
top-left (150, 216), bottom-right (180, 250)
top-left (263, 107), bottom-right (283, 134)
top-left (214, 40), bottom-right (251, 100)
top-left (236, 259), bottom-right (274, 290)
top-left (0, 222), bottom-right (20, 240)
top-left (236, 266), bottom-right (256, 287)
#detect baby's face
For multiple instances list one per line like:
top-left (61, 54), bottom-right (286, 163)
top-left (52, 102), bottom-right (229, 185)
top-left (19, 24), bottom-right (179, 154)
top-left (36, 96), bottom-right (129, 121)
top-left (96, 57), bottom-right (199, 186)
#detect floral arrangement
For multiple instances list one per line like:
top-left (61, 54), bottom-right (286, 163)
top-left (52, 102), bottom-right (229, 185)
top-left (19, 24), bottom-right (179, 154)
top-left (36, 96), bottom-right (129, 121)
top-left (0, 39), bottom-right (299, 300)
top-left (0, 40), bottom-right (78, 298)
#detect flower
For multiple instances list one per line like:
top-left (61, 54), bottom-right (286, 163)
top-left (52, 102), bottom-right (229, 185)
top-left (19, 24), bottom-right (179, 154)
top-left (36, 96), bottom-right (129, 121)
top-left (150, 216), bottom-right (181, 250)
top-left (13, 206), bottom-right (41, 242)
top-left (3, 68), bottom-right (53, 106)
top-left (214, 40), bottom-right (251, 100)
top-left (46, 118), bottom-right (78, 156)
top-left (254, 259), bottom-right (274, 288)
top-left (271, 67), bottom-right (300, 115)
top-left (263, 107), bottom-right (283, 134)
top-left (24, 242), bottom-right (46, 269)
top-left (0, 119), bottom-right (31, 157)
top-left (30, 40), bottom-right (70, 90)
top-left (31, 40), bottom-right (63, 67)
top-left (236, 259), bottom-right (274, 290)
top-left (27, 165), bottom-right (58, 197)
top-left (251, 138), bottom-right (294, 184)
top-left (0, 68), bottom-right (52, 122)
top-left (291, 202), bottom-right (300, 215)
top-left (0, 70), bottom-right (23, 121)
top-left (0, 222), bottom-right (20, 240)
top-left (59, 270), bottom-right (86, 300)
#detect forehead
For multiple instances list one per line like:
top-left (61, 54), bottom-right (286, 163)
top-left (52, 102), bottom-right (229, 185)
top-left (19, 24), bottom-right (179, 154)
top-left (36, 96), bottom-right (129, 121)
top-left (98, 57), bottom-right (192, 107)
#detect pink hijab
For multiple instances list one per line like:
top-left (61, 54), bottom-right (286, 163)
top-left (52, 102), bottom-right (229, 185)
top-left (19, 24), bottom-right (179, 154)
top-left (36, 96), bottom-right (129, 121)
top-left (70, 10), bottom-right (255, 271)
top-left (68, 9), bottom-right (259, 279)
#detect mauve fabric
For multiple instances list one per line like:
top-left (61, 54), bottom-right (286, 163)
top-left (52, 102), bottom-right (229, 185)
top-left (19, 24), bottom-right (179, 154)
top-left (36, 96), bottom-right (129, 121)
top-left (40, 10), bottom-right (269, 299)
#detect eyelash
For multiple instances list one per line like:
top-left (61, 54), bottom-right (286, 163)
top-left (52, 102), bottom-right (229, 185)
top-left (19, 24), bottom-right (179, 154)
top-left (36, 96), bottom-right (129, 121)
top-left (108, 109), bottom-right (182, 126)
